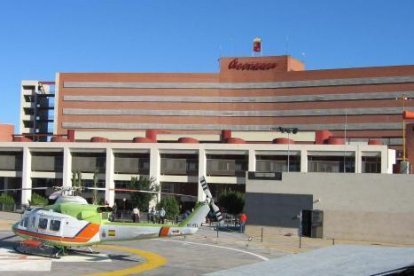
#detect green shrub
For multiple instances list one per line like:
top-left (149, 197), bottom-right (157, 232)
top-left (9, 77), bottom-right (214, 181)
top-left (29, 192), bottom-right (49, 206)
top-left (218, 190), bottom-right (245, 215)
top-left (0, 193), bottom-right (15, 205)
top-left (0, 193), bottom-right (15, 211)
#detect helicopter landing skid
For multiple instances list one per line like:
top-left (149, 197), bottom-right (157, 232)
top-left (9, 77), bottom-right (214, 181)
top-left (14, 240), bottom-right (63, 259)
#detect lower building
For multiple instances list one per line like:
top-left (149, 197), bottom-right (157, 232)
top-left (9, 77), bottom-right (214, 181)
top-left (0, 128), bottom-right (394, 207)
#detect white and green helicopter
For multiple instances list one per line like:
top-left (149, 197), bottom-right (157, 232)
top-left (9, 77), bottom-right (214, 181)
top-left (6, 177), bottom-right (222, 257)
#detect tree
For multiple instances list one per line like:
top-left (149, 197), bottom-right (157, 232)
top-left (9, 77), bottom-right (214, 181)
top-left (72, 171), bottom-right (82, 195)
top-left (218, 190), bottom-right (245, 215)
top-left (157, 196), bottom-right (179, 221)
top-left (128, 176), bottom-right (158, 212)
top-left (92, 171), bottom-right (99, 205)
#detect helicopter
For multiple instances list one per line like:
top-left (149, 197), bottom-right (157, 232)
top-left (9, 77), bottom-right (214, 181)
top-left (2, 176), bottom-right (223, 258)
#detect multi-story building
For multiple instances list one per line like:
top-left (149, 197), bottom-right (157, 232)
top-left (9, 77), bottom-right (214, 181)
top-left (53, 55), bottom-right (414, 164)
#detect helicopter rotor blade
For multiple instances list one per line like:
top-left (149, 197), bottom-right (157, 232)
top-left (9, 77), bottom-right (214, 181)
top-left (85, 187), bottom-right (198, 199)
top-left (199, 176), bottom-right (224, 224)
top-left (200, 176), bottom-right (213, 199)
top-left (0, 187), bottom-right (48, 192)
top-left (211, 201), bottom-right (224, 224)
top-left (85, 187), bottom-right (158, 194)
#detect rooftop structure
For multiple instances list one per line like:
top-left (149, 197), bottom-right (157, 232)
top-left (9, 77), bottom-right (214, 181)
top-left (19, 81), bottom-right (55, 141)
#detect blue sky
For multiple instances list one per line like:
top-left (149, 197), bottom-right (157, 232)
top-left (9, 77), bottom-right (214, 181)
top-left (1, 0), bottom-right (413, 128)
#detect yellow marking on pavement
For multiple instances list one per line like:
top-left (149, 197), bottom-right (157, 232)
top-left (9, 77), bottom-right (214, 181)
top-left (86, 244), bottom-right (166, 276)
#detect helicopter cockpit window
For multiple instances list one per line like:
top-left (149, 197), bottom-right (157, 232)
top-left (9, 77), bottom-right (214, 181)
top-left (49, 220), bottom-right (61, 231)
top-left (23, 217), bottom-right (29, 227)
top-left (38, 218), bottom-right (48, 229)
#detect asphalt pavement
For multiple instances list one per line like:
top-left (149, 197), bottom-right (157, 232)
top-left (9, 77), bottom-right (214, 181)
top-left (1, 211), bottom-right (414, 275)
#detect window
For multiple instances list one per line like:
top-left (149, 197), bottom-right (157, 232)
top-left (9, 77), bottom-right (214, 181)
top-left (160, 154), bottom-right (198, 176)
top-left (23, 217), bottom-right (29, 227)
top-left (362, 156), bottom-right (381, 173)
top-left (256, 155), bottom-right (300, 172)
top-left (72, 153), bottom-right (106, 173)
top-left (308, 156), bottom-right (355, 173)
top-left (31, 152), bottom-right (63, 172)
top-left (206, 154), bottom-right (248, 176)
top-left (38, 218), bottom-right (48, 229)
top-left (31, 216), bottom-right (36, 228)
top-left (49, 220), bottom-right (61, 231)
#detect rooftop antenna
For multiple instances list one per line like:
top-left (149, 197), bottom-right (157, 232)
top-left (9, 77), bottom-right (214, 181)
top-left (343, 109), bottom-right (348, 172)
top-left (301, 52), bottom-right (306, 63)
top-left (285, 36), bottom-right (289, 55)
top-left (230, 37), bottom-right (234, 57)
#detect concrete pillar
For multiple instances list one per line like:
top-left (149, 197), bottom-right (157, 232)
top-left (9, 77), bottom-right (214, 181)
top-left (198, 148), bottom-right (207, 202)
top-left (4, 177), bottom-right (9, 191)
top-left (21, 147), bottom-right (32, 205)
top-left (105, 148), bottom-right (115, 206)
top-left (355, 148), bottom-right (361, 173)
top-left (300, 149), bottom-right (308, 172)
top-left (62, 147), bottom-right (72, 188)
top-left (150, 147), bottom-right (161, 203)
top-left (248, 149), bottom-right (256, 172)
top-left (382, 148), bottom-right (391, 174)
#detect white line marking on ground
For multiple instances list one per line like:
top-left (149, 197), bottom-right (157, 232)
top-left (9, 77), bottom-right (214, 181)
top-left (0, 248), bottom-right (51, 271)
top-left (0, 260), bottom-right (52, 272)
top-left (159, 239), bottom-right (269, 261)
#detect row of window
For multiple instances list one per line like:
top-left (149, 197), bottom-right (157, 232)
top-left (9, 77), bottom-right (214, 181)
top-left (20, 216), bottom-right (61, 232)
top-left (0, 153), bottom-right (382, 174)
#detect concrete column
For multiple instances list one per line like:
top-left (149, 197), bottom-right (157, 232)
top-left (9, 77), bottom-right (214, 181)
top-left (387, 149), bottom-right (396, 174)
top-left (4, 177), bottom-right (9, 191)
top-left (62, 147), bottom-right (72, 188)
top-left (150, 147), bottom-right (161, 203)
top-left (300, 149), bottom-right (308, 172)
top-left (21, 147), bottom-right (32, 205)
top-left (248, 149), bottom-right (256, 172)
top-left (355, 148), bottom-right (361, 173)
top-left (105, 148), bottom-right (115, 206)
top-left (198, 148), bottom-right (207, 202)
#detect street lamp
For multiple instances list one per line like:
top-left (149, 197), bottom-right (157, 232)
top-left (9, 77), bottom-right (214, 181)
top-left (123, 197), bottom-right (126, 219)
top-left (274, 127), bottom-right (299, 172)
top-left (396, 95), bottom-right (408, 161)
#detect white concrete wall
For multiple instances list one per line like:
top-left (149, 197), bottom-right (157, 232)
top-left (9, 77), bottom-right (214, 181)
top-left (247, 173), bottom-right (414, 244)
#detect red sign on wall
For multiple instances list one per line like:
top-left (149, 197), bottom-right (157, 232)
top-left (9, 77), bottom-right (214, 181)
top-left (228, 58), bottom-right (277, 71)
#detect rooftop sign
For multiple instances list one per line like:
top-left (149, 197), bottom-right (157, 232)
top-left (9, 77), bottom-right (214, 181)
top-left (228, 58), bottom-right (277, 71)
